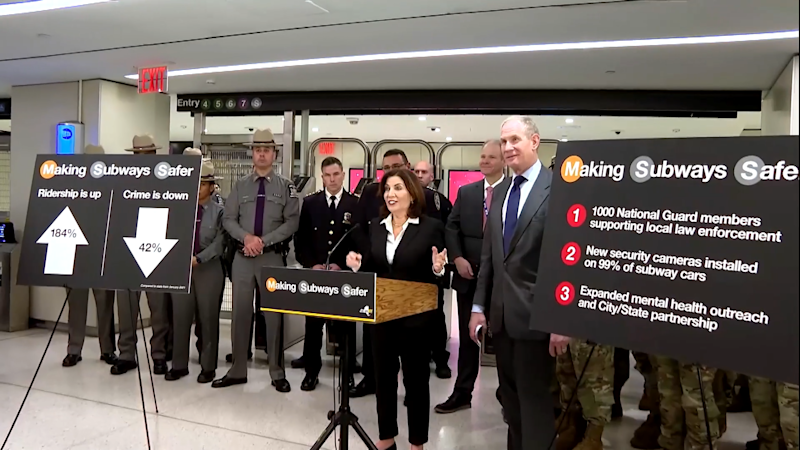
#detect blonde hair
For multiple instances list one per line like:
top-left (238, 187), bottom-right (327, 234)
top-left (501, 115), bottom-right (540, 137)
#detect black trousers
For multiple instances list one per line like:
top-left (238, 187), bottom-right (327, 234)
top-left (373, 319), bottom-right (432, 446)
top-left (494, 332), bottom-right (556, 450)
top-left (453, 282), bottom-right (480, 398)
top-left (431, 287), bottom-right (450, 367)
top-left (302, 317), bottom-right (357, 377)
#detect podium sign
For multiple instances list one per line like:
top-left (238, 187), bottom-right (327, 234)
top-left (260, 267), bottom-right (377, 323)
top-left (532, 137), bottom-right (798, 383)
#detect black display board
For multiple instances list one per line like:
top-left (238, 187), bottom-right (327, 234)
top-left (260, 267), bottom-right (377, 323)
top-left (531, 136), bottom-right (799, 383)
top-left (17, 154), bottom-right (201, 293)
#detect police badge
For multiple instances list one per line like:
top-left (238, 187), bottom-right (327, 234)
top-left (343, 212), bottom-right (352, 225)
top-left (434, 192), bottom-right (441, 211)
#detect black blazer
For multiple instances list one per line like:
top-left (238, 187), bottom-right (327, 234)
top-left (361, 215), bottom-right (446, 328)
top-left (445, 179), bottom-right (487, 293)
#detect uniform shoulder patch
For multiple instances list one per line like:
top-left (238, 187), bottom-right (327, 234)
top-left (434, 192), bottom-right (441, 210)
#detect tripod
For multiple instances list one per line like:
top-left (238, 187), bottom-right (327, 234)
top-left (310, 331), bottom-right (378, 450)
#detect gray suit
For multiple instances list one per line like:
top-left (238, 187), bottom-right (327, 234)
top-left (223, 172), bottom-right (299, 381)
top-left (172, 200), bottom-right (226, 373)
top-left (117, 290), bottom-right (170, 362)
top-left (67, 288), bottom-right (116, 356)
top-left (474, 166), bottom-right (555, 450)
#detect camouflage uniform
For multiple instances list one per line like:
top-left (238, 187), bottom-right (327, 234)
top-left (555, 340), bottom-right (614, 450)
top-left (750, 377), bottom-right (799, 450)
top-left (631, 352), bottom-right (663, 449)
top-left (557, 340), bottom-right (615, 425)
top-left (655, 357), bottom-right (720, 450)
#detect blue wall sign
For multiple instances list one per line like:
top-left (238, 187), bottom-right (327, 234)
top-left (56, 123), bottom-right (76, 155)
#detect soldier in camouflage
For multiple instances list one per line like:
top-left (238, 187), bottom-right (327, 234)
top-left (655, 357), bottom-right (720, 450)
top-left (748, 377), bottom-right (799, 450)
top-left (555, 340), bottom-right (614, 450)
top-left (631, 352), bottom-right (662, 449)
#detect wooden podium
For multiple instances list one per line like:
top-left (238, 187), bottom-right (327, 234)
top-left (258, 267), bottom-right (438, 450)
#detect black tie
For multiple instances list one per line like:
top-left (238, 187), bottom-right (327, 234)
top-left (329, 196), bottom-right (337, 216)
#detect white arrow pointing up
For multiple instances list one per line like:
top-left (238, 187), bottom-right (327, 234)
top-left (123, 208), bottom-right (178, 278)
top-left (36, 206), bottom-right (89, 276)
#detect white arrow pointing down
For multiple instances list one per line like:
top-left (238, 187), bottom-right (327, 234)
top-left (123, 207), bottom-right (178, 278)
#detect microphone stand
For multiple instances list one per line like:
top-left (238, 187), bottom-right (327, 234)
top-left (311, 223), bottom-right (377, 450)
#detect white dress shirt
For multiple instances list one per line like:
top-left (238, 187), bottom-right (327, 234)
top-left (351, 215), bottom-right (445, 276)
top-left (473, 160), bottom-right (543, 314)
top-left (326, 188), bottom-right (343, 208)
top-left (484, 174), bottom-right (506, 195)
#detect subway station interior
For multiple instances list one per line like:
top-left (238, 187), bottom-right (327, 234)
top-left (0, 0), bottom-right (798, 449)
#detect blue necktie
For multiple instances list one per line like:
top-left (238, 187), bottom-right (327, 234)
top-left (503, 175), bottom-right (526, 255)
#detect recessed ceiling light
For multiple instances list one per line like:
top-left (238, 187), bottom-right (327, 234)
top-left (433, 127), bottom-right (441, 133)
top-left (0, 0), bottom-right (112, 17)
top-left (418, 116), bottom-right (427, 121)
top-left (560, 138), bottom-right (569, 142)
top-left (124, 30), bottom-right (799, 80)
top-left (565, 118), bottom-right (574, 124)
top-left (446, 137), bottom-right (453, 141)
top-left (312, 127), bottom-right (319, 132)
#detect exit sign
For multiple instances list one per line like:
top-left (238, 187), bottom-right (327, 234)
top-left (319, 142), bottom-right (335, 155)
top-left (138, 66), bottom-right (168, 94)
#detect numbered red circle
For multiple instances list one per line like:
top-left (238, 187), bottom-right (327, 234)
top-left (555, 281), bottom-right (576, 306)
top-left (561, 242), bottom-right (581, 266)
top-left (567, 204), bottom-right (587, 227)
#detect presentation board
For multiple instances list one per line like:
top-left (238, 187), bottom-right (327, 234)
top-left (531, 137), bottom-right (798, 383)
top-left (17, 154), bottom-right (201, 293)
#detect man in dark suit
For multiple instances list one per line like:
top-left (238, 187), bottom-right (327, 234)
top-left (435, 139), bottom-right (505, 414)
top-left (292, 156), bottom-right (360, 391)
top-left (470, 116), bottom-right (571, 450)
top-left (350, 148), bottom-right (452, 398)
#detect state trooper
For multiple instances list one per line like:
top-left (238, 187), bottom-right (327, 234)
top-left (214, 128), bottom-right (299, 393)
top-left (111, 134), bottom-right (172, 376)
top-left (165, 156), bottom-right (226, 383)
top-left (291, 156), bottom-right (359, 391)
top-left (62, 144), bottom-right (118, 368)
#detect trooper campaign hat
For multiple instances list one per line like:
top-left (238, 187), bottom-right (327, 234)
top-left (125, 134), bottom-right (162, 152)
top-left (183, 147), bottom-right (203, 156)
top-left (84, 144), bottom-right (105, 155)
top-left (244, 128), bottom-right (277, 148)
top-left (199, 159), bottom-right (222, 182)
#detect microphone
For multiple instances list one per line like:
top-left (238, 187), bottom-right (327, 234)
top-left (324, 223), bottom-right (360, 270)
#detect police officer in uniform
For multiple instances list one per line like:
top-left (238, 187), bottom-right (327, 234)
top-left (213, 129), bottom-right (299, 392)
top-left (350, 149), bottom-right (452, 398)
top-left (111, 134), bottom-right (172, 376)
top-left (62, 144), bottom-right (118, 368)
top-left (166, 159), bottom-right (226, 383)
top-left (292, 156), bottom-right (359, 391)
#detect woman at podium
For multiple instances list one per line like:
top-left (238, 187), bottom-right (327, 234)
top-left (346, 169), bottom-right (448, 450)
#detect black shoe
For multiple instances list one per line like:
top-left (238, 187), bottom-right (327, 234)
top-left (225, 353), bottom-right (253, 363)
top-left (153, 359), bottom-right (168, 375)
top-left (291, 356), bottom-right (306, 369)
top-left (301, 374), bottom-right (319, 391)
top-left (435, 395), bottom-right (472, 414)
top-left (197, 371), bottom-right (215, 384)
top-left (349, 379), bottom-right (375, 398)
top-left (100, 353), bottom-right (118, 365)
top-left (211, 376), bottom-right (247, 388)
top-left (272, 379), bottom-right (291, 393)
top-left (110, 360), bottom-right (137, 375)
top-left (62, 354), bottom-right (82, 367)
top-left (353, 362), bottom-right (362, 374)
top-left (612, 403), bottom-right (623, 419)
top-left (165, 368), bottom-right (189, 381)
top-left (435, 365), bottom-right (452, 379)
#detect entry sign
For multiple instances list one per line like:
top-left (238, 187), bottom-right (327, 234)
top-left (138, 66), bottom-right (168, 94)
top-left (17, 154), bottom-right (202, 293)
top-left (260, 267), bottom-right (377, 323)
top-left (532, 136), bottom-right (799, 383)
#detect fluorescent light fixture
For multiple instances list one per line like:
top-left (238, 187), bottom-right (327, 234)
top-left (0, 0), bottom-right (111, 17)
top-left (565, 118), bottom-right (574, 124)
top-left (418, 116), bottom-right (427, 121)
top-left (446, 137), bottom-right (453, 141)
top-left (125, 30), bottom-right (799, 80)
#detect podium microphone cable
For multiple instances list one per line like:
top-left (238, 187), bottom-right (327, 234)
top-left (546, 341), bottom-right (597, 450)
